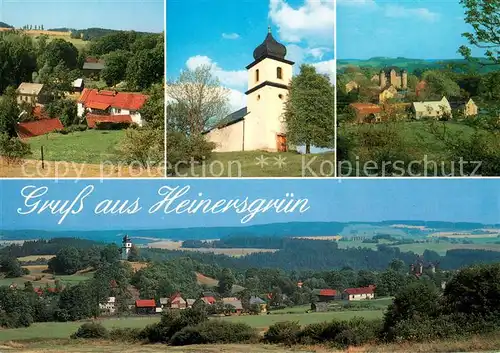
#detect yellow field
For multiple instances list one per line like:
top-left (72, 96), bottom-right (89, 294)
top-left (293, 236), bottom-right (342, 241)
top-left (429, 231), bottom-right (500, 238)
top-left (0, 29), bottom-right (88, 49)
top-left (147, 240), bottom-right (277, 257)
top-left (18, 255), bottom-right (55, 262)
top-left (0, 158), bottom-right (164, 178)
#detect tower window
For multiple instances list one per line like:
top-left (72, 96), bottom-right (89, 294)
top-left (257, 95), bottom-right (261, 101)
top-left (256, 69), bottom-right (259, 82)
top-left (277, 67), bottom-right (282, 79)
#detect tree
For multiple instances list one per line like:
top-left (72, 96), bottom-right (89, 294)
top-left (126, 45), bottom-right (164, 90)
top-left (217, 268), bottom-right (235, 297)
top-left (41, 39), bottom-right (79, 70)
top-left (48, 247), bottom-right (82, 275)
top-left (0, 256), bottom-right (27, 277)
top-left (128, 245), bottom-right (140, 262)
top-left (166, 65), bottom-right (229, 135)
top-left (421, 71), bottom-right (461, 99)
top-left (284, 64), bottom-right (335, 154)
top-left (459, 0), bottom-right (500, 65)
top-left (0, 88), bottom-right (21, 137)
top-left (101, 50), bottom-right (130, 86)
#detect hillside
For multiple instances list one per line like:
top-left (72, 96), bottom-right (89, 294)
top-left (338, 57), bottom-right (500, 73)
top-left (0, 22), bottom-right (13, 29)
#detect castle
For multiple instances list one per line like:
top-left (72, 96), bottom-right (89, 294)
top-left (204, 27), bottom-right (294, 152)
top-left (375, 67), bottom-right (408, 90)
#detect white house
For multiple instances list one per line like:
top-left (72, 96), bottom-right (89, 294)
top-left (343, 286), bottom-right (376, 301)
top-left (99, 296), bottom-right (116, 314)
top-left (203, 27), bottom-right (294, 152)
top-left (412, 96), bottom-right (452, 120)
top-left (77, 88), bottom-right (148, 126)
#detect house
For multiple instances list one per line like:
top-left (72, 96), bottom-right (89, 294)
top-left (412, 97), bottom-right (452, 120)
top-left (201, 296), bottom-right (216, 305)
top-left (349, 103), bottom-right (382, 123)
top-left (16, 83), bottom-right (49, 105)
top-left (345, 80), bottom-right (359, 93)
top-left (312, 288), bottom-right (337, 302)
top-left (168, 292), bottom-right (187, 309)
top-left (99, 296), bottom-right (116, 315)
top-left (186, 299), bottom-right (195, 308)
top-left (343, 285), bottom-right (376, 301)
top-left (203, 27), bottom-right (294, 152)
top-left (135, 299), bottom-right (156, 315)
top-left (86, 114), bottom-right (133, 128)
top-left (379, 85), bottom-right (399, 103)
top-left (249, 296), bottom-right (267, 313)
top-left (16, 118), bottom-right (63, 139)
top-left (72, 78), bottom-right (84, 93)
top-left (82, 59), bottom-right (105, 78)
top-left (222, 297), bottom-right (243, 315)
top-left (77, 89), bottom-right (147, 126)
top-left (450, 98), bottom-right (478, 117)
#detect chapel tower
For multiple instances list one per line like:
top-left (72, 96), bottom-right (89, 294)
top-left (121, 234), bottom-right (132, 260)
top-left (244, 27), bottom-right (295, 151)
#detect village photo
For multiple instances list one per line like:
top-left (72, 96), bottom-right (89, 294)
top-left (2, 178), bottom-right (500, 352)
top-left (166, 0), bottom-right (335, 177)
top-left (0, 0), bottom-right (165, 178)
top-left (336, 0), bottom-right (500, 177)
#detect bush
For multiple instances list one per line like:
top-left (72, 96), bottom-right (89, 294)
top-left (109, 327), bottom-right (142, 342)
top-left (170, 320), bottom-right (258, 346)
top-left (263, 321), bottom-right (301, 345)
top-left (0, 133), bottom-right (31, 163)
top-left (95, 121), bottom-right (131, 130)
top-left (71, 322), bottom-right (108, 339)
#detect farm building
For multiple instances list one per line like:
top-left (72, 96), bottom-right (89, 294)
top-left (72, 78), bottom-right (85, 93)
top-left (343, 285), bottom-right (376, 301)
top-left (412, 97), bottom-right (452, 120)
top-left (203, 27), bottom-right (294, 152)
top-left (85, 114), bottom-right (133, 128)
top-left (16, 83), bottom-right (49, 105)
top-left (135, 299), bottom-right (156, 314)
top-left (249, 296), bottom-right (267, 313)
top-left (16, 118), bottom-right (63, 139)
top-left (99, 296), bottom-right (116, 315)
top-left (201, 296), bottom-right (216, 305)
top-left (222, 297), bottom-right (243, 315)
top-left (83, 59), bottom-right (105, 78)
top-left (312, 288), bottom-right (338, 302)
top-left (450, 98), bottom-right (478, 117)
top-left (349, 103), bottom-right (382, 123)
top-left (77, 89), bottom-right (148, 126)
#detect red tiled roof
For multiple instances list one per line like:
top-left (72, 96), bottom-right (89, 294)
top-left (135, 299), bottom-right (156, 308)
top-left (344, 286), bottom-right (376, 295)
top-left (78, 88), bottom-right (148, 111)
top-left (202, 296), bottom-right (216, 304)
top-left (170, 292), bottom-right (183, 302)
top-left (86, 114), bottom-right (132, 128)
top-left (16, 118), bottom-right (63, 139)
top-left (85, 57), bottom-right (103, 63)
top-left (319, 289), bottom-right (337, 296)
top-left (350, 103), bottom-right (382, 114)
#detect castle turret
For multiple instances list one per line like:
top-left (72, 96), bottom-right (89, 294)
top-left (401, 69), bottom-right (408, 90)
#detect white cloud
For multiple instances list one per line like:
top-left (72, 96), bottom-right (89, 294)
top-left (227, 89), bottom-right (246, 112)
top-left (222, 33), bottom-right (240, 40)
top-left (384, 5), bottom-right (440, 22)
top-left (312, 59), bottom-right (335, 84)
top-left (336, 0), bottom-right (376, 7)
top-left (268, 0), bottom-right (334, 46)
top-left (186, 55), bottom-right (247, 89)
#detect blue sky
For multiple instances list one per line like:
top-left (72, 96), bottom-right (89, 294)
top-left (337, 0), bottom-right (483, 60)
top-left (167, 0), bottom-right (335, 111)
top-left (1, 179), bottom-right (499, 231)
top-left (1, 0), bottom-right (164, 33)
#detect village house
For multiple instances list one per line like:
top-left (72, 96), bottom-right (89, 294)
top-left (379, 85), bottom-right (399, 103)
top-left (343, 285), bottom-right (376, 301)
top-left (99, 296), bottom-right (116, 315)
top-left (135, 299), bottom-right (156, 315)
top-left (82, 58), bottom-right (105, 78)
top-left (349, 103), bottom-right (382, 123)
top-left (203, 27), bottom-right (294, 152)
top-left (345, 80), bottom-right (359, 93)
top-left (222, 297), bottom-right (243, 315)
top-left (249, 296), bottom-right (267, 313)
top-left (72, 78), bottom-right (85, 93)
top-left (163, 292), bottom-right (188, 310)
top-left (450, 98), bottom-right (478, 117)
top-left (312, 288), bottom-right (338, 302)
top-left (201, 295), bottom-right (216, 305)
top-left (16, 83), bottom-right (49, 105)
top-left (412, 96), bottom-right (452, 120)
top-left (77, 88), bottom-right (148, 127)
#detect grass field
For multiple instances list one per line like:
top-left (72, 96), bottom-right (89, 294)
top-left (0, 28), bottom-right (88, 49)
top-left (176, 151), bottom-right (335, 177)
top-left (0, 310), bottom-right (383, 342)
top-left (0, 264), bottom-right (93, 288)
top-left (339, 121), bottom-right (476, 176)
top-left (17, 255), bottom-right (55, 262)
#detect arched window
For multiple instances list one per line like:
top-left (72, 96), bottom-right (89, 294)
top-left (277, 67), bottom-right (282, 79)
top-left (255, 69), bottom-right (260, 82)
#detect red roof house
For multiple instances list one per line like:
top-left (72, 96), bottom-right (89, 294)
top-left (78, 89), bottom-right (147, 112)
top-left (201, 296), bottom-right (216, 305)
top-left (349, 103), bottom-right (382, 123)
top-left (343, 285), bottom-right (376, 300)
top-left (86, 114), bottom-right (132, 128)
top-left (16, 118), bottom-right (63, 139)
top-left (135, 299), bottom-right (156, 314)
top-left (319, 289), bottom-right (337, 296)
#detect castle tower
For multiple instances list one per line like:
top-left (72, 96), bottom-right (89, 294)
top-left (379, 70), bottom-right (387, 89)
top-left (244, 27), bottom-right (295, 151)
top-left (401, 69), bottom-right (408, 90)
top-left (121, 234), bottom-right (132, 260)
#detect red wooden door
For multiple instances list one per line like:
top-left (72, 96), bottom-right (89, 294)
top-left (276, 134), bottom-right (287, 152)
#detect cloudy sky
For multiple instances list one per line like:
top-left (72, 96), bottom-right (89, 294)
top-left (167, 0), bottom-right (335, 111)
top-left (337, 0), bottom-right (482, 60)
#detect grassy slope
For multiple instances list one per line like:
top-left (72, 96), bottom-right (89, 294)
top-left (27, 130), bottom-right (126, 164)
top-left (177, 151), bottom-right (335, 177)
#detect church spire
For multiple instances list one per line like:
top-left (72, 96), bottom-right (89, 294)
top-left (268, 25), bottom-right (271, 33)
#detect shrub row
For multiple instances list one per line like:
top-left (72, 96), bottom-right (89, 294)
top-left (58, 125), bottom-right (88, 134)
